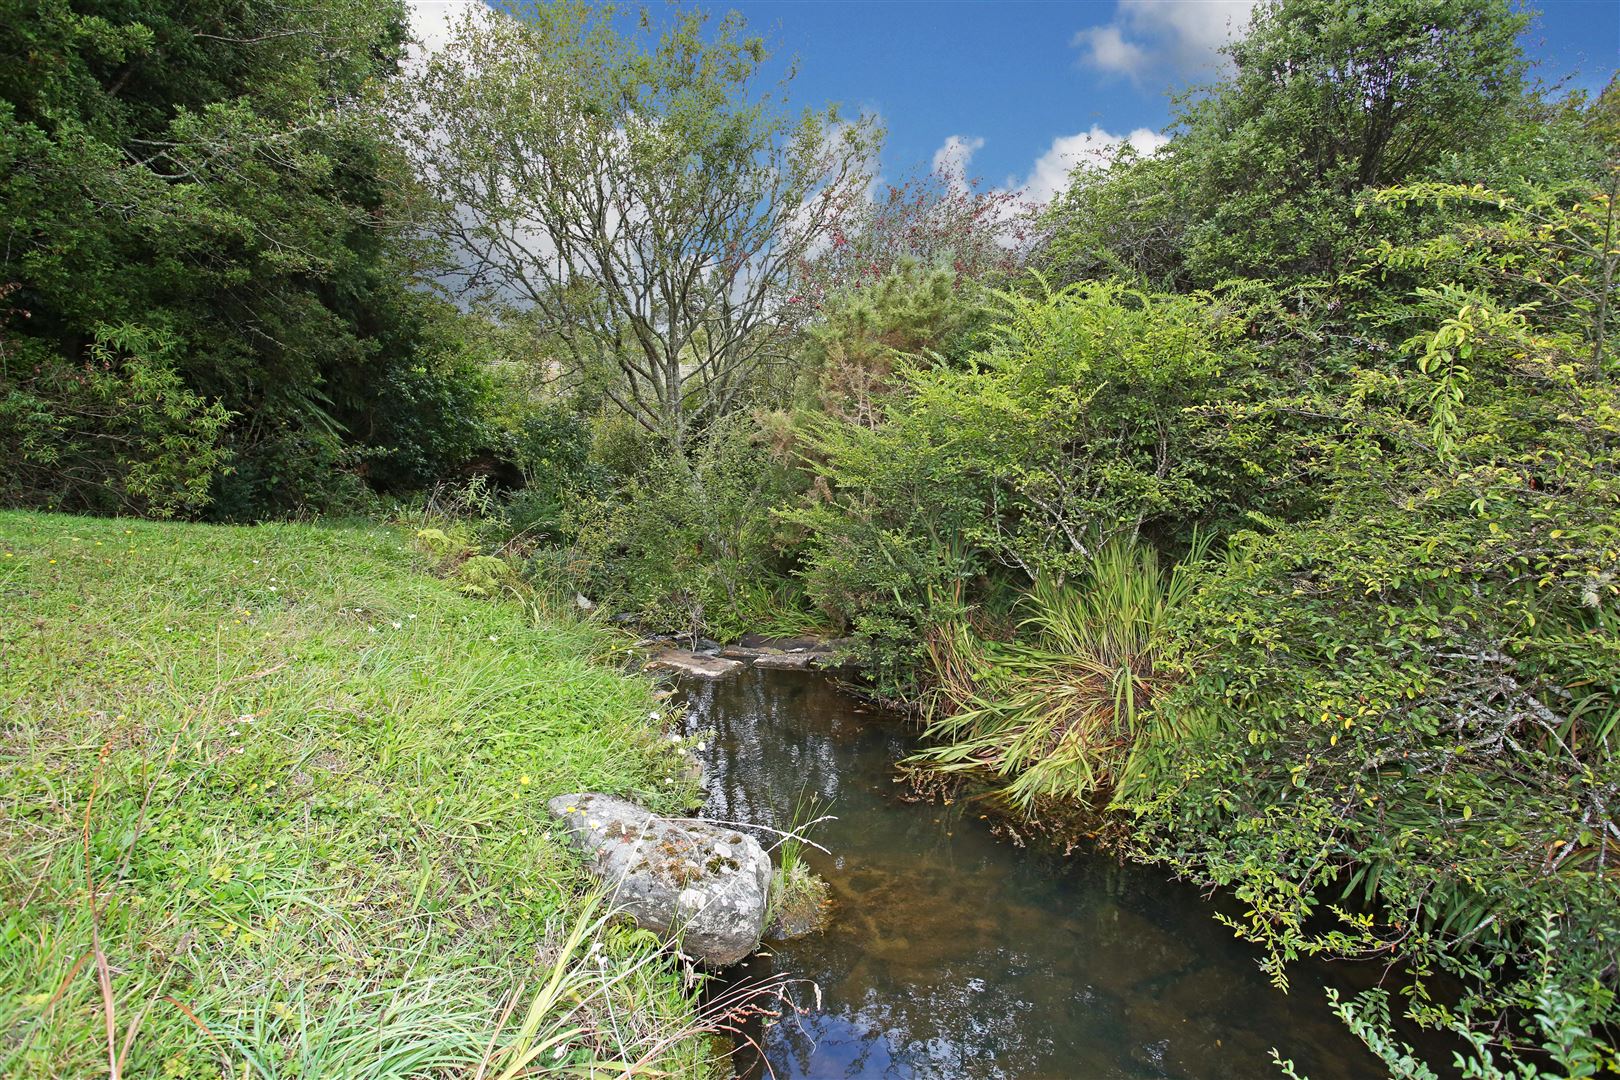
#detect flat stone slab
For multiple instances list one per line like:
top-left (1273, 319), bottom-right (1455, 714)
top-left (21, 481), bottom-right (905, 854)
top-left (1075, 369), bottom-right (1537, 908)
top-left (643, 648), bottom-right (744, 679)
top-left (549, 792), bottom-right (769, 966)
top-left (751, 651), bottom-right (818, 670)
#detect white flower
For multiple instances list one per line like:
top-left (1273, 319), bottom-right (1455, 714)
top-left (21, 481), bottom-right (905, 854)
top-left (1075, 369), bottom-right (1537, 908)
top-left (488, 635), bottom-right (498, 643)
top-left (695, 741), bottom-right (706, 752)
top-left (391, 621), bottom-right (402, 630)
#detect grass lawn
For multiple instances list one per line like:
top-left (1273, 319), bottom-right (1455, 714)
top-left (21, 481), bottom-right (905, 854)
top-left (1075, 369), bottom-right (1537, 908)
top-left (0, 511), bottom-right (713, 1078)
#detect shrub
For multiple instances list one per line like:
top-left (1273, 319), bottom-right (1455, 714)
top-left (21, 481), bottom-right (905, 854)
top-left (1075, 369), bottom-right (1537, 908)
top-left (0, 323), bottom-right (230, 517)
top-left (1122, 181), bottom-right (1620, 1072)
top-left (562, 415), bottom-right (807, 639)
top-left (788, 279), bottom-right (1248, 697)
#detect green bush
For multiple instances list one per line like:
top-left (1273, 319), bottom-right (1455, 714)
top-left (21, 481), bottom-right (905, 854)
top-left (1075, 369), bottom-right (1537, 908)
top-left (788, 280), bottom-right (1249, 697)
top-left (1120, 181), bottom-right (1620, 1072)
top-left (562, 415), bottom-right (808, 639)
top-left (0, 323), bottom-right (230, 517)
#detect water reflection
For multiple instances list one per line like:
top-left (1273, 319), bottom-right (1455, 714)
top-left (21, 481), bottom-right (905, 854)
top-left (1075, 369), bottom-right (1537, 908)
top-left (679, 670), bottom-right (1384, 1080)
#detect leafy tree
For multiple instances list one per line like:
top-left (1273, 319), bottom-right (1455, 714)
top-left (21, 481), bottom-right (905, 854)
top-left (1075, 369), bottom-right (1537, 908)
top-left (0, 0), bottom-right (476, 517)
top-left (1043, 0), bottom-right (1532, 287)
top-left (397, 2), bottom-right (879, 453)
top-left (793, 165), bottom-right (1032, 307)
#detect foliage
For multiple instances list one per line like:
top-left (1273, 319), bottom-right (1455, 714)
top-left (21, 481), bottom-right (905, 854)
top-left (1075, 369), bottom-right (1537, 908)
top-left (788, 279), bottom-right (1248, 693)
top-left (0, 323), bottom-right (231, 517)
top-left (915, 540), bottom-right (1205, 811)
top-left (563, 414), bottom-right (810, 639)
top-left (0, 0), bottom-right (489, 520)
top-left (397, 0), bottom-right (880, 452)
top-left (0, 510), bottom-right (719, 1076)
top-left (1041, 0), bottom-right (1532, 287)
top-left (792, 165), bottom-right (1032, 307)
top-left (793, 261), bottom-right (995, 427)
top-left (1121, 181), bottom-right (1620, 1072)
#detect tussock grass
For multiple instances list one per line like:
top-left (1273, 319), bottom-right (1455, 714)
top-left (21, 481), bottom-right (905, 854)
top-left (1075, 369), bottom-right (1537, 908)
top-left (913, 540), bottom-right (1203, 811)
top-left (0, 511), bottom-right (721, 1077)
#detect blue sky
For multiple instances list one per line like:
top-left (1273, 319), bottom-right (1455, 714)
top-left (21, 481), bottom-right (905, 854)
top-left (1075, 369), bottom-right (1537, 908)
top-left (411, 1), bottom-right (1619, 200)
top-left (721, 0), bottom-right (1619, 198)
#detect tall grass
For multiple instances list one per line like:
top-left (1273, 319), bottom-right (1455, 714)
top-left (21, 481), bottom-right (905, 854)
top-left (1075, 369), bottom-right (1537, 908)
top-left (912, 539), bottom-right (1205, 811)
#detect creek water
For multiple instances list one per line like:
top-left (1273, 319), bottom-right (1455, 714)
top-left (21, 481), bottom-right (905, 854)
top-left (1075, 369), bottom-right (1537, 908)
top-left (676, 667), bottom-right (1389, 1080)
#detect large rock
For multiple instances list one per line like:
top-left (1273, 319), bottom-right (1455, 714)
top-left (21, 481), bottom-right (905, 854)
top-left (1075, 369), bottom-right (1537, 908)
top-left (548, 792), bottom-right (769, 966)
top-left (642, 648), bottom-right (744, 680)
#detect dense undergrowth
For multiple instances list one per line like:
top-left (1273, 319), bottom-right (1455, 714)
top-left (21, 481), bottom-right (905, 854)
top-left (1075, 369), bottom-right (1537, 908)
top-left (0, 511), bottom-right (724, 1077)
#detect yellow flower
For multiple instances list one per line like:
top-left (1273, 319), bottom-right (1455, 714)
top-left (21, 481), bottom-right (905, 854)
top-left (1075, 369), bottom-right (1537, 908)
top-left (519, 774), bottom-right (532, 786)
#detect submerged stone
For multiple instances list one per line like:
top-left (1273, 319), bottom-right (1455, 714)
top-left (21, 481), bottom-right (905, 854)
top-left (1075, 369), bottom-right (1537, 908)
top-left (548, 792), bottom-right (769, 966)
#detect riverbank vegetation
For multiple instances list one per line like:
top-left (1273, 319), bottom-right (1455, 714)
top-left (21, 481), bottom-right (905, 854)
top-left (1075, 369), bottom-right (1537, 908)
top-left (2, 0), bottom-right (1615, 1074)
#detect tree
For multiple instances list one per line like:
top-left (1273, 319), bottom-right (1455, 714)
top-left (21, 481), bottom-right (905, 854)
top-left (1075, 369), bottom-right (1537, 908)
top-left (0, 0), bottom-right (476, 518)
top-left (396, 2), bottom-right (880, 453)
top-left (1041, 0), bottom-right (1531, 287)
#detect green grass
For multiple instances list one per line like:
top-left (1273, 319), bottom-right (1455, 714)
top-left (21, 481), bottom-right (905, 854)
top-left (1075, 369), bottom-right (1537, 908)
top-left (0, 511), bottom-right (715, 1077)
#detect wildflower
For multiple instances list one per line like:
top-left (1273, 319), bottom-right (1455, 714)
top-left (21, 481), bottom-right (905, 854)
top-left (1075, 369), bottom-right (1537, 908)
top-left (649, 710), bottom-right (662, 721)
top-left (49, 559), bottom-right (56, 565)
top-left (407, 614), bottom-right (417, 620)
top-left (391, 621), bottom-right (402, 629)
top-left (564, 805), bottom-right (577, 813)
top-left (695, 741), bottom-right (707, 752)
top-left (519, 774), bottom-right (531, 786)
top-left (3, 552), bottom-right (12, 558)
top-left (488, 634), bottom-right (499, 643)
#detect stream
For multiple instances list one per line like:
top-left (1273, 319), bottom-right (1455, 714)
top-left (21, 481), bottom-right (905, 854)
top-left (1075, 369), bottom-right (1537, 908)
top-left (676, 666), bottom-right (1390, 1080)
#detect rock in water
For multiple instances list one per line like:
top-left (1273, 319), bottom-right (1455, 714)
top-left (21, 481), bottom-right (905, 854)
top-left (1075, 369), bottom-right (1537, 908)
top-left (642, 648), bottom-right (744, 680)
top-left (548, 792), bottom-right (769, 966)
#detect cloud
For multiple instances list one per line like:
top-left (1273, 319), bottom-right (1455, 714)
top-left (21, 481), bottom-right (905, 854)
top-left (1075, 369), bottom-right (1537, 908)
top-left (405, 0), bottom-right (478, 62)
top-left (1073, 0), bottom-right (1255, 82)
top-left (1010, 125), bottom-right (1168, 204)
top-left (931, 134), bottom-right (986, 190)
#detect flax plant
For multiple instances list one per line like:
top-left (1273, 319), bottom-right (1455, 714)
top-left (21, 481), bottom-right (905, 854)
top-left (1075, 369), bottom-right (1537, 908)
top-left (912, 539), bottom-right (1205, 811)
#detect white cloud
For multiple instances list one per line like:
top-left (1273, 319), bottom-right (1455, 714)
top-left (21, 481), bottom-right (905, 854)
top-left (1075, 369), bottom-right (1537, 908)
top-left (1009, 125), bottom-right (1168, 204)
top-left (1073, 0), bottom-right (1255, 82)
top-left (1072, 24), bottom-right (1151, 79)
top-left (931, 134), bottom-right (985, 190)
